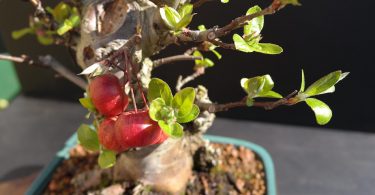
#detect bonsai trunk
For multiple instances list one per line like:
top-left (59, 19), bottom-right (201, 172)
top-left (73, 0), bottom-right (215, 193)
top-left (114, 138), bottom-right (193, 193)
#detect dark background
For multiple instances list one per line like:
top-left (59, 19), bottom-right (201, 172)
top-left (1, 0), bottom-right (374, 132)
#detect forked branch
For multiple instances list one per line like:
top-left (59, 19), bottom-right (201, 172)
top-left (176, 68), bottom-right (205, 91)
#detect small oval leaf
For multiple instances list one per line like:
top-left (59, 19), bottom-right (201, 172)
top-left (172, 87), bottom-right (196, 117)
top-left (148, 78), bottom-right (173, 106)
top-left (77, 124), bottom-right (100, 151)
top-left (304, 71), bottom-right (341, 97)
top-left (98, 149), bottom-right (116, 169)
top-left (177, 104), bottom-right (200, 123)
top-left (233, 34), bottom-right (253, 53)
top-left (305, 98), bottom-right (332, 125)
top-left (158, 121), bottom-right (184, 138)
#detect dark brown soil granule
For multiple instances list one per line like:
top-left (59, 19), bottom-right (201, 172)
top-left (44, 143), bottom-right (266, 195)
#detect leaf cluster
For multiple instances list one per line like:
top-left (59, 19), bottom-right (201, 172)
top-left (233, 6), bottom-right (283, 55)
top-left (160, 4), bottom-right (194, 32)
top-left (296, 70), bottom-right (349, 125)
top-left (148, 78), bottom-right (200, 138)
top-left (240, 75), bottom-right (282, 106)
top-left (12, 2), bottom-right (80, 45)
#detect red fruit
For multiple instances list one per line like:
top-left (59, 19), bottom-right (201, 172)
top-left (115, 109), bottom-right (168, 148)
top-left (89, 74), bottom-right (129, 117)
top-left (98, 117), bottom-right (126, 152)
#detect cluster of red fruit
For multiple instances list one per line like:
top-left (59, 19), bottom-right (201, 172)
top-left (89, 74), bottom-right (168, 152)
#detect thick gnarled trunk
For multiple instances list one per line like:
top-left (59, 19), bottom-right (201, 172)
top-left (113, 138), bottom-right (193, 193)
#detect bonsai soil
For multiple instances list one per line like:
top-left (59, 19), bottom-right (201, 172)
top-left (45, 142), bottom-right (266, 195)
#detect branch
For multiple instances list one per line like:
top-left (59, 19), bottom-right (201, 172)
top-left (27, 0), bottom-right (48, 19)
top-left (0, 54), bottom-right (87, 90)
top-left (96, 35), bottom-right (142, 63)
top-left (169, 0), bottom-right (284, 44)
top-left (209, 39), bottom-right (235, 50)
top-left (197, 90), bottom-right (299, 113)
top-left (153, 55), bottom-right (202, 68)
top-left (176, 68), bottom-right (205, 91)
top-left (184, 47), bottom-right (198, 55)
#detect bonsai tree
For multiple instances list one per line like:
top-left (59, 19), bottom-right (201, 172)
top-left (0, 0), bottom-right (348, 193)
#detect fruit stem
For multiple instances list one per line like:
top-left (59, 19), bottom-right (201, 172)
top-left (124, 51), bottom-right (138, 112)
top-left (127, 54), bottom-right (149, 109)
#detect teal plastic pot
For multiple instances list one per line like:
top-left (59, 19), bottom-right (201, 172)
top-left (26, 134), bottom-right (276, 195)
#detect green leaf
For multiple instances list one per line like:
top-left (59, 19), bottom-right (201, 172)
top-left (305, 98), bottom-right (332, 125)
top-left (49, 2), bottom-right (72, 23)
top-left (241, 75), bottom-right (278, 98)
top-left (261, 91), bottom-right (283, 98)
top-left (209, 46), bottom-right (222, 59)
top-left (57, 15), bottom-right (80, 35)
top-left (193, 50), bottom-right (203, 57)
top-left (158, 121), bottom-right (184, 138)
top-left (300, 69), bottom-right (305, 92)
top-left (160, 6), bottom-right (181, 29)
top-left (178, 4), bottom-right (193, 18)
top-left (98, 149), bottom-right (116, 169)
top-left (252, 43), bottom-right (283, 55)
top-left (177, 104), bottom-right (200, 123)
top-left (198, 25), bottom-right (207, 31)
top-left (193, 51), bottom-right (215, 68)
top-left (172, 87), bottom-right (196, 117)
top-left (242, 77), bottom-right (263, 97)
top-left (258, 75), bottom-right (274, 95)
top-left (318, 86), bottom-right (335, 95)
top-left (148, 78), bottom-right (173, 105)
top-left (149, 98), bottom-right (166, 121)
top-left (304, 71), bottom-right (342, 97)
top-left (77, 124), bottom-right (100, 151)
top-left (175, 14), bottom-right (194, 29)
top-left (79, 97), bottom-right (95, 111)
top-left (193, 50), bottom-right (203, 64)
top-left (11, 28), bottom-right (34, 40)
top-left (244, 5), bottom-right (264, 37)
top-left (233, 34), bottom-right (253, 53)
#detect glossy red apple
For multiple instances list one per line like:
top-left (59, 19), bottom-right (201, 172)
top-left (115, 109), bottom-right (168, 148)
top-left (89, 74), bottom-right (129, 117)
top-left (98, 117), bottom-right (125, 152)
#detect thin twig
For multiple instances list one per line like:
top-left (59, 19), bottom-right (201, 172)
top-left (0, 54), bottom-right (87, 90)
top-left (209, 39), bottom-right (235, 50)
top-left (197, 90), bottom-right (299, 113)
top-left (153, 55), bottom-right (202, 68)
top-left (176, 68), bottom-right (205, 91)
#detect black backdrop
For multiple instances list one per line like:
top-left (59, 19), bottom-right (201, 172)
top-left (1, 0), bottom-right (374, 131)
